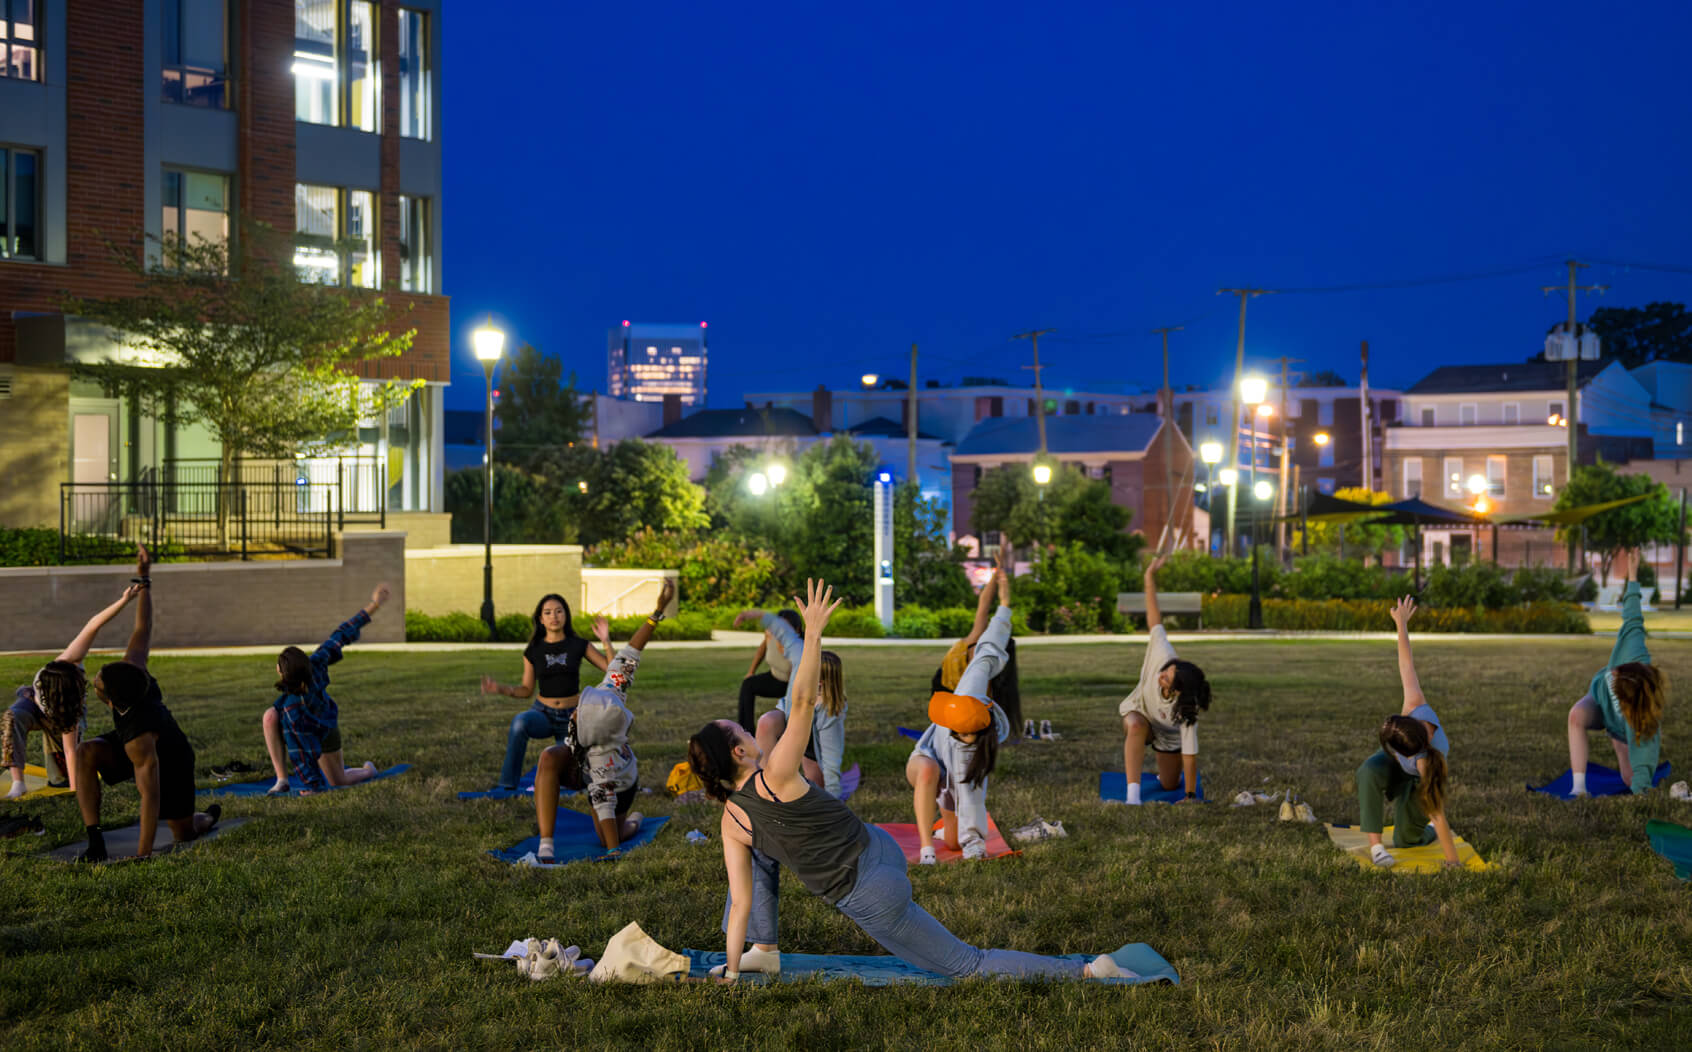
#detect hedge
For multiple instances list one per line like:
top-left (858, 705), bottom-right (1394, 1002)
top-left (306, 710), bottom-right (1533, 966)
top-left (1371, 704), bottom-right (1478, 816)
top-left (405, 610), bottom-right (714, 643)
top-left (1201, 595), bottom-right (1590, 634)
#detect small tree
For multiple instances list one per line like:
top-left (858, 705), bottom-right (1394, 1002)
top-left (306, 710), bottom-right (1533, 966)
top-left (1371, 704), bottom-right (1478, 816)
top-left (1554, 461), bottom-right (1685, 584)
top-left (893, 482), bottom-right (974, 609)
top-left (65, 226), bottom-right (417, 507)
top-left (494, 342), bottom-right (590, 470)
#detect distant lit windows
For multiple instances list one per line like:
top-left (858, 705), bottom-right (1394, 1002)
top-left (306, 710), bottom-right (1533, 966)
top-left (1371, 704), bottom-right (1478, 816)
top-left (397, 195), bottom-right (430, 292)
top-left (1486, 455), bottom-right (1505, 498)
top-left (162, 169), bottom-right (229, 261)
top-left (1444, 456), bottom-right (1463, 497)
top-left (294, 183), bottom-right (377, 288)
top-left (163, 0), bottom-right (226, 107)
top-left (0, 146), bottom-right (40, 260)
top-left (294, 0), bottom-right (378, 132)
top-left (398, 9), bottom-right (429, 139)
top-left (1533, 455), bottom-right (1553, 499)
top-left (1, 0), bottom-right (39, 82)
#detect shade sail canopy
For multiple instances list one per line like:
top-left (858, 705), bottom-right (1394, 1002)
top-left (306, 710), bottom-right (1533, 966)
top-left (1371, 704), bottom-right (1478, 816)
top-left (1489, 492), bottom-right (1653, 526)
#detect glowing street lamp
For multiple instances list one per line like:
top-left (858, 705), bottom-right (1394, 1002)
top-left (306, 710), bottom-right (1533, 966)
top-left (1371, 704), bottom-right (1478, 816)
top-left (1032, 462), bottom-right (1053, 486)
top-left (1218, 468), bottom-right (1238, 487)
top-left (1253, 479), bottom-right (1274, 502)
top-left (747, 472), bottom-right (769, 496)
top-left (861, 373), bottom-right (879, 389)
top-left (1249, 477), bottom-right (1274, 630)
top-left (1199, 441), bottom-right (1223, 465)
top-left (472, 318), bottom-right (506, 637)
top-left (767, 462), bottom-right (787, 487)
top-left (1466, 474), bottom-right (1488, 496)
top-left (1239, 375), bottom-right (1268, 405)
top-left (1313, 431), bottom-right (1330, 446)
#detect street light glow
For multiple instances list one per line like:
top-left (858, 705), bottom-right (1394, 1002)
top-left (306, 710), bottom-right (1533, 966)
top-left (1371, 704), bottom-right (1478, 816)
top-left (472, 319), bottom-right (505, 363)
top-left (1256, 403), bottom-right (1274, 417)
top-left (1240, 376), bottom-right (1268, 404)
top-left (1253, 479), bottom-right (1273, 501)
top-left (877, 471), bottom-right (893, 484)
top-left (1032, 463), bottom-right (1052, 485)
top-left (1199, 441), bottom-right (1223, 464)
top-left (1218, 468), bottom-right (1238, 486)
top-left (1466, 474), bottom-right (1488, 495)
top-left (861, 373), bottom-right (879, 388)
top-left (767, 463), bottom-right (787, 486)
top-left (1313, 431), bottom-right (1330, 445)
top-left (747, 472), bottom-right (768, 496)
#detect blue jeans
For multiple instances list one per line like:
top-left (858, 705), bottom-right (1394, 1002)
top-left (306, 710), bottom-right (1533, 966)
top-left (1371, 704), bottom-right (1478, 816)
top-left (499, 702), bottom-right (574, 789)
top-left (724, 825), bottom-right (1082, 980)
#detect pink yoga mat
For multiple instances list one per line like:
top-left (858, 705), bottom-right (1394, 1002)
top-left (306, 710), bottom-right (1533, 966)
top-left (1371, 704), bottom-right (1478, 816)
top-left (875, 815), bottom-right (1019, 863)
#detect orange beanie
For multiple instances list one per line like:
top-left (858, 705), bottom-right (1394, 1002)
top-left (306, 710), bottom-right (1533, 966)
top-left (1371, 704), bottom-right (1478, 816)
top-left (928, 691), bottom-right (992, 734)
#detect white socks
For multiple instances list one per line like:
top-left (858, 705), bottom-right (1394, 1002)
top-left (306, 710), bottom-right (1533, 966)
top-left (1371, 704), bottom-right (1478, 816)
top-left (1124, 782), bottom-right (1142, 806)
top-left (1370, 843), bottom-right (1396, 868)
top-left (919, 846), bottom-right (937, 864)
top-left (740, 947), bottom-right (781, 975)
top-left (1088, 954), bottom-right (1138, 980)
top-left (1570, 771), bottom-right (1588, 797)
top-left (537, 837), bottom-right (555, 861)
top-left (5, 779), bottom-right (25, 799)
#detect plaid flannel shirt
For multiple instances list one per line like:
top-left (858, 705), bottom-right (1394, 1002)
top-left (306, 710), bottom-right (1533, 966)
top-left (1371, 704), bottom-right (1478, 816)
top-left (273, 609), bottom-right (369, 792)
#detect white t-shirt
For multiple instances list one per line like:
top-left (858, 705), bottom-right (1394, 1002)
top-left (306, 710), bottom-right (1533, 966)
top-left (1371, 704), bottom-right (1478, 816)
top-left (1117, 625), bottom-right (1199, 755)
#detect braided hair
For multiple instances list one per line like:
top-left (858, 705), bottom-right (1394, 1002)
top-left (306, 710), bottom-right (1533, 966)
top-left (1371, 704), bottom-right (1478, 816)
top-left (32, 661), bottom-right (86, 734)
top-left (1162, 659), bottom-right (1211, 726)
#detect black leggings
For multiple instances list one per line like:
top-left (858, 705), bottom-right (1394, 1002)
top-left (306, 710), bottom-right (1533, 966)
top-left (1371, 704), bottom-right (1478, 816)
top-left (737, 672), bottom-right (788, 732)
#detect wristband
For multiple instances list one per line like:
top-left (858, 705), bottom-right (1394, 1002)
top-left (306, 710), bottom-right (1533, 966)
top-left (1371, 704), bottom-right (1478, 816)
top-left (131, 577), bottom-right (150, 586)
top-left (646, 614), bottom-right (664, 626)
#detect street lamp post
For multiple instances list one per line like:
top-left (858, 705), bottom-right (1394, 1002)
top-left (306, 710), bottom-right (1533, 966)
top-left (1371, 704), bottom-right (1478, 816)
top-left (1250, 478), bottom-right (1273, 629)
top-left (472, 318), bottom-right (506, 637)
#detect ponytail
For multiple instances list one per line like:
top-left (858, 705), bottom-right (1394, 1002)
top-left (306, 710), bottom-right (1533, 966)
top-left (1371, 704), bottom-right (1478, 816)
top-left (688, 721), bottom-right (741, 802)
top-left (958, 730), bottom-right (998, 788)
top-left (1418, 746), bottom-right (1448, 817)
top-left (1380, 714), bottom-right (1446, 817)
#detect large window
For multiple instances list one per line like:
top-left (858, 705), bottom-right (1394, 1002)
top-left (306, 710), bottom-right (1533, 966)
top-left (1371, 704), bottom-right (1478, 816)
top-left (1402, 458), bottom-right (1422, 499)
top-left (162, 169), bottom-right (229, 255)
top-left (398, 8), bottom-right (429, 139)
top-left (294, 183), bottom-right (377, 288)
top-left (295, 1), bottom-right (378, 132)
top-left (1533, 454), bottom-right (1553, 499)
top-left (1, 0), bottom-right (38, 81)
top-left (163, 0), bottom-right (226, 107)
top-left (1486, 454), bottom-right (1505, 498)
top-left (0, 146), bottom-right (40, 260)
top-left (397, 194), bottom-right (429, 292)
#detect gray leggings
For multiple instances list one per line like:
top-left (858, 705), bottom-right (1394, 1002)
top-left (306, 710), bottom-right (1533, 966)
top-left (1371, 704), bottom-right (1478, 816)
top-left (724, 824), bottom-right (1083, 980)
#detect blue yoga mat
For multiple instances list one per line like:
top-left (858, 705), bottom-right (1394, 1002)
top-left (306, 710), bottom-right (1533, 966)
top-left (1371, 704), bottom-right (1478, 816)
top-left (199, 763), bottom-right (412, 797)
top-left (899, 726), bottom-right (923, 741)
top-left (457, 766), bottom-right (578, 801)
top-left (1647, 819), bottom-right (1692, 880)
top-left (836, 763), bottom-right (862, 801)
top-left (679, 942), bottom-right (1178, 986)
top-left (1099, 770), bottom-right (1204, 804)
top-left (1526, 762), bottom-right (1671, 800)
top-left (489, 808), bottom-right (670, 866)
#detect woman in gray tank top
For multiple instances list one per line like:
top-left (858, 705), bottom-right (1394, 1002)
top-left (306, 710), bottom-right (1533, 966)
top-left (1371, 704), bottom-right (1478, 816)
top-left (686, 579), bottom-right (1133, 984)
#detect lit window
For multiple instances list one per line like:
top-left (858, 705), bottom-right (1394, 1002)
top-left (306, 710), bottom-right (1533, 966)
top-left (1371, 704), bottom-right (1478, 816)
top-left (1533, 455), bottom-right (1553, 499)
top-left (294, 1), bottom-right (378, 131)
top-left (163, 0), bottom-right (226, 106)
top-left (1, 0), bottom-right (39, 81)
top-left (398, 195), bottom-right (430, 292)
top-left (1403, 458), bottom-right (1422, 499)
top-left (1487, 454), bottom-right (1505, 497)
top-left (293, 183), bottom-right (378, 288)
top-left (0, 146), bottom-right (40, 260)
top-left (347, 1), bottom-right (378, 132)
top-left (161, 169), bottom-right (229, 263)
top-left (1679, 421), bottom-right (1686, 447)
top-left (398, 9), bottom-right (429, 139)
top-left (1444, 457), bottom-right (1463, 497)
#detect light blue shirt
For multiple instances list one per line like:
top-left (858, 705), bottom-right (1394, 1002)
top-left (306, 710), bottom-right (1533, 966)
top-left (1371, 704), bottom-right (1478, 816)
top-left (1390, 702), bottom-right (1448, 777)
top-left (762, 612), bottom-right (847, 799)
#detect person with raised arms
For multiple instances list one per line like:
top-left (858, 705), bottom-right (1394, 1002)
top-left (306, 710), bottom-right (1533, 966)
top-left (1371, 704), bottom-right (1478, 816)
top-left (736, 609), bottom-right (802, 733)
top-left (1117, 552), bottom-right (1211, 805)
top-left (686, 578), bottom-right (1131, 983)
top-left (1565, 570), bottom-right (1666, 797)
top-left (731, 602), bottom-right (847, 799)
top-left (480, 593), bottom-right (612, 791)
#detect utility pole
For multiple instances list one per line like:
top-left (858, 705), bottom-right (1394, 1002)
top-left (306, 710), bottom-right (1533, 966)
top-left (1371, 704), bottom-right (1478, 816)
top-left (1217, 289), bottom-right (1273, 557)
top-left (1014, 329), bottom-right (1055, 456)
top-left (906, 343), bottom-right (918, 487)
top-left (1274, 356), bottom-right (1303, 561)
top-left (1358, 341), bottom-right (1371, 491)
top-left (1153, 326), bottom-right (1183, 552)
top-left (1542, 259), bottom-right (1606, 571)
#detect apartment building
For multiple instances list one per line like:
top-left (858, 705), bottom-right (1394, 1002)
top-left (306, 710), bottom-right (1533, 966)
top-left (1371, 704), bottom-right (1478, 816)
top-left (0, 0), bottom-right (448, 530)
top-left (1170, 384), bottom-right (1402, 494)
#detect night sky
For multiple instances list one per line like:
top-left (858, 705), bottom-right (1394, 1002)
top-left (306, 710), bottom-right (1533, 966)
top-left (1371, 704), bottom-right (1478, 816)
top-left (440, 1), bottom-right (1692, 411)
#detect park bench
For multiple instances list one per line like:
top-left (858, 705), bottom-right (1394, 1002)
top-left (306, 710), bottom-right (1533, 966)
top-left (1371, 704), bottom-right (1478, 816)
top-left (1117, 591), bottom-right (1205, 628)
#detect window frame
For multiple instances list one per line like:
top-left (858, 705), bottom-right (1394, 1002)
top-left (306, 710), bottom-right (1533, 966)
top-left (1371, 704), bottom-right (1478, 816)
top-left (0, 144), bottom-right (43, 262)
top-left (396, 193), bottom-right (429, 292)
top-left (1532, 454), bottom-right (1554, 500)
top-left (397, 7), bottom-right (430, 140)
top-left (294, 0), bottom-right (380, 132)
top-left (1486, 454), bottom-right (1505, 498)
top-left (1443, 456), bottom-right (1463, 498)
top-left (1502, 402), bottom-right (1519, 425)
top-left (1402, 457), bottom-right (1422, 499)
top-left (1548, 399), bottom-right (1565, 423)
top-left (1420, 406), bottom-right (1435, 427)
top-left (160, 166), bottom-right (231, 268)
top-left (0, 0), bottom-right (42, 83)
top-left (1459, 402), bottom-right (1478, 426)
top-left (162, 0), bottom-right (229, 108)
top-left (293, 182), bottom-right (379, 289)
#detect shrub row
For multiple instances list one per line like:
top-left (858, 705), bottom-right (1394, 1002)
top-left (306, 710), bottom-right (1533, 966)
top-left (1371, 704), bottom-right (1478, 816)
top-left (404, 610), bottom-right (714, 643)
top-left (1201, 595), bottom-right (1591, 634)
top-left (0, 527), bottom-right (188, 567)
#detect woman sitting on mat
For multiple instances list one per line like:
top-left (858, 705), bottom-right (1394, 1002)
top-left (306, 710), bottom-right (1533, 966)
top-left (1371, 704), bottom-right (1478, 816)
top-left (1117, 552), bottom-right (1210, 805)
top-left (1356, 596), bottom-right (1460, 869)
top-left (737, 609), bottom-right (802, 732)
top-left (3, 570), bottom-right (149, 798)
top-left (263, 582), bottom-right (391, 796)
top-left (905, 563), bottom-right (1013, 863)
top-left (731, 605), bottom-right (848, 799)
top-left (1565, 571), bottom-right (1666, 797)
top-left (481, 593), bottom-right (612, 791)
top-left (532, 579), bottom-right (675, 861)
top-left (687, 578), bottom-right (1130, 983)
top-left (931, 547), bottom-right (1022, 740)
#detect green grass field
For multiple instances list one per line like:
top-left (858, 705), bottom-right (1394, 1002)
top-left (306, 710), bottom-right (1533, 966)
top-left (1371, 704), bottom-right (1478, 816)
top-left (3, 635), bottom-right (1690, 1049)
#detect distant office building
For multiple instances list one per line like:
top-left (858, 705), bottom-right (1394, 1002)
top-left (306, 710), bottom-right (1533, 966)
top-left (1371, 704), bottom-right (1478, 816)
top-left (608, 322), bottom-right (708, 406)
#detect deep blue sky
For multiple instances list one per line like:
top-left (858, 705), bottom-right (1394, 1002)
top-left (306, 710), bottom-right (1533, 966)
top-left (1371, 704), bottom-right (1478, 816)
top-left (441, 1), bottom-right (1692, 411)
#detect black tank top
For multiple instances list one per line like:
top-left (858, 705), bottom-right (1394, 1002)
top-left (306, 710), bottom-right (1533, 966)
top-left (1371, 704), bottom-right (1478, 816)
top-left (525, 636), bottom-right (589, 698)
top-left (730, 772), bottom-right (870, 903)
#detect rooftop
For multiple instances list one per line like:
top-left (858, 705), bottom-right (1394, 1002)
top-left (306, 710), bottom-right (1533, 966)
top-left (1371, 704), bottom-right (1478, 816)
top-left (840, 415), bottom-right (944, 441)
top-left (954, 414), bottom-right (1165, 456)
top-left (1406, 361), bottom-right (1606, 395)
top-left (646, 407), bottom-right (817, 439)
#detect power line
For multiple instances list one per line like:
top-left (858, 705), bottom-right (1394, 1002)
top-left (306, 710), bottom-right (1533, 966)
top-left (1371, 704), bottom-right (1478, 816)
top-left (1274, 257), bottom-right (1567, 295)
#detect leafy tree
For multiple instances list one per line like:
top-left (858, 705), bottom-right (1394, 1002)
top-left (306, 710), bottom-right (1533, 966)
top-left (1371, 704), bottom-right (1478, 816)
top-left (1554, 461), bottom-right (1685, 584)
top-left (1298, 369), bottom-right (1349, 387)
top-left (445, 463), bottom-right (567, 544)
top-left (1290, 488), bottom-right (1405, 565)
top-left (66, 226), bottom-right (416, 489)
top-left (783, 436), bottom-right (878, 603)
top-left (1053, 482), bottom-right (1143, 561)
top-left (1586, 302), bottom-right (1692, 369)
top-left (586, 527), bottom-right (782, 608)
top-left (573, 439), bottom-right (708, 546)
top-left (893, 482), bottom-right (974, 609)
top-left (970, 463), bottom-right (1136, 555)
top-left (493, 343), bottom-right (590, 469)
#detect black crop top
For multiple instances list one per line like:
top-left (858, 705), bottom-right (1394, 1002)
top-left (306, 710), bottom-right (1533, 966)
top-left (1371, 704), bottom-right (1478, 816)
top-left (524, 635), bottom-right (591, 698)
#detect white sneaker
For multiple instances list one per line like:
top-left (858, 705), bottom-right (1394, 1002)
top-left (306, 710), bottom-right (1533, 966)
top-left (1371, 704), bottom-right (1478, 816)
top-left (1087, 953), bottom-right (1139, 980)
top-left (1295, 803), bottom-right (1317, 824)
top-left (1023, 719), bottom-right (1038, 739)
top-left (518, 944), bottom-right (562, 981)
top-left (919, 846), bottom-right (937, 865)
top-left (1232, 791), bottom-right (1258, 807)
top-left (1039, 720), bottom-right (1057, 739)
top-left (1040, 819), bottom-right (1067, 839)
top-left (1370, 846), bottom-right (1397, 869)
top-left (1670, 781), bottom-right (1691, 802)
top-left (1278, 801), bottom-right (1296, 822)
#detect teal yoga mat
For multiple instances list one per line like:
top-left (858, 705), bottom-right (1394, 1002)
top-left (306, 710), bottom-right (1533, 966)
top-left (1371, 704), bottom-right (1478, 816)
top-left (679, 942), bottom-right (1179, 986)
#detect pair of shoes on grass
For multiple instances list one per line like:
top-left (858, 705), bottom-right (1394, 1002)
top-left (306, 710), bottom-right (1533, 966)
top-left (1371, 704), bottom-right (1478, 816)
top-left (1670, 780), bottom-right (1692, 802)
top-left (1009, 817), bottom-right (1067, 843)
top-left (517, 938), bottom-right (588, 980)
top-left (1277, 800), bottom-right (1316, 823)
top-left (1020, 719), bottom-right (1062, 741)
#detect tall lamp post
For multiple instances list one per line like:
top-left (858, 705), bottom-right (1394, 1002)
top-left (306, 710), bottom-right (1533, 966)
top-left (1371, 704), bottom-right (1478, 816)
top-left (473, 318), bottom-right (506, 636)
top-left (1250, 478), bottom-right (1273, 628)
top-left (1199, 442), bottom-right (1223, 553)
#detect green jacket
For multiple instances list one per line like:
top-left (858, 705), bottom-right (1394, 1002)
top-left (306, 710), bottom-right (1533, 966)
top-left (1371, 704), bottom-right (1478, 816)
top-left (1587, 582), bottom-right (1659, 794)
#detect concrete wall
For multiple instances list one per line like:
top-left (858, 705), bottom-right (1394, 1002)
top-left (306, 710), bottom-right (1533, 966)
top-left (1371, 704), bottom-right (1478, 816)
top-left (345, 511), bottom-right (454, 549)
top-left (404, 544), bottom-right (584, 618)
top-left (0, 365), bottom-right (70, 528)
top-left (581, 568), bottom-right (681, 618)
top-left (0, 531), bottom-right (407, 652)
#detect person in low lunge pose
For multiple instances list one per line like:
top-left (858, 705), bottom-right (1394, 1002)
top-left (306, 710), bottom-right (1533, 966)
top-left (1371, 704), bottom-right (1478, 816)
top-left (1564, 571), bottom-right (1666, 797)
top-left (1118, 553), bottom-right (1211, 804)
top-left (1355, 596), bottom-right (1460, 869)
top-left (687, 578), bottom-right (1132, 983)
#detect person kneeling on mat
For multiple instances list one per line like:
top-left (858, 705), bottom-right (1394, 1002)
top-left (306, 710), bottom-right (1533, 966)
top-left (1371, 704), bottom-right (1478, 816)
top-left (1355, 596), bottom-right (1460, 869)
top-left (262, 582), bottom-right (390, 796)
top-left (533, 578), bottom-right (676, 861)
top-left (688, 577), bottom-right (1130, 983)
top-left (905, 562), bottom-right (1012, 863)
top-left (75, 547), bottom-right (220, 862)
top-left (1118, 552), bottom-right (1210, 805)
top-left (1565, 570), bottom-right (1666, 797)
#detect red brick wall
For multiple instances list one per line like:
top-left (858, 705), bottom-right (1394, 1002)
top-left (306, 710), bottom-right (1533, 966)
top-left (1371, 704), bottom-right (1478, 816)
top-left (237, 0), bottom-right (295, 234)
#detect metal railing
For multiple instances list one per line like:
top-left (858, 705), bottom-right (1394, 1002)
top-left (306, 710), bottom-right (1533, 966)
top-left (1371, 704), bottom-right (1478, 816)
top-left (158, 456), bottom-right (386, 529)
top-left (59, 480), bottom-right (337, 562)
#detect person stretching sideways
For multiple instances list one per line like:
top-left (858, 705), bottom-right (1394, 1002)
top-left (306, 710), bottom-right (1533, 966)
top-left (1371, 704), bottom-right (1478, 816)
top-left (1118, 552), bottom-right (1211, 805)
top-left (262, 582), bottom-right (391, 795)
top-left (930, 545), bottom-right (1022, 741)
top-left (74, 546), bottom-right (221, 862)
top-left (1355, 596), bottom-right (1461, 869)
top-left (687, 578), bottom-right (1133, 983)
top-left (1565, 571), bottom-right (1666, 797)
top-left (736, 609), bottom-right (802, 733)
top-left (532, 579), bottom-right (676, 861)
top-left (731, 603), bottom-right (847, 799)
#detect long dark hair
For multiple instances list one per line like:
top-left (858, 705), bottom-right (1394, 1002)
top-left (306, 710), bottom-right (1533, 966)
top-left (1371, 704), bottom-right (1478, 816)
top-left (776, 609), bottom-right (802, 634)
top-left (1163, 659), bottom-right (1211, 725)
top-left (1380, 714), bottom-right (1447, 816)
top-left (688, 721), bottom-right (741, 802)
top-left (529, 593), bottom-right (577, 648)
top-left (32, 660), bottom-right (86, 734)
top-left (275, 646), bottom-right (311, 695)
top-left (958, 723), bottom-right (999, 788)
top-left (929, 640), bottom-right (1020, 729)
top-left (1612, 662), bottom-right (1666, 740)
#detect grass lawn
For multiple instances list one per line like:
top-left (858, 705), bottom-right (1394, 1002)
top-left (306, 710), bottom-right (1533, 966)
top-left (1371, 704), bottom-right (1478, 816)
top-left (3, 634), bottom-right (1691, 1049)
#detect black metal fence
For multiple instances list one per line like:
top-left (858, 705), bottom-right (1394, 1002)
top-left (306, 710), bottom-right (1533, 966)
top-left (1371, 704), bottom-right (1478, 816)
top-left (59, 480), bottom-right (338, 562)
top-left (155, 457), bottom-right (387, 528)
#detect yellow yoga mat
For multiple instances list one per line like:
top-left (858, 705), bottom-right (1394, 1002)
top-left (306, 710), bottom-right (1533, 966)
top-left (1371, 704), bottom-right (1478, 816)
top-left (0, 764), bottom-right (75, 801)
top-left (1325, 823), bottom-right (1492, 873)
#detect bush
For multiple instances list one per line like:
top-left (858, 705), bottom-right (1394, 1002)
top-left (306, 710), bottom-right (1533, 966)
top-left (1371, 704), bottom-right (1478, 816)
top-left (1046, 602), bottom-right (1102, 634)
top-left (405, 610), bottom-right (492, 642)
top-left (1423, 562), bottom-right (1515, 610)
top-left (495, 613), bottom-right (531, 642)
top-left (1279, 554), bottom-right (1410, 601)
top-left (1574, 576), bottom-right (1599, 603)
top-left (892, 607), bottom-right (941, 639)
top-left (1636, 562), bottom-right (1657, 587)
top-left (1143, 549), bottom-right (1281, 597)
top-left (0, 527), bottom-right (189, 567)
top-left (827, 606), bottom-right (887, 638)
top-left (573, 611), bottom-right (714, 642)
top-left (587, 528), bottom-right (784, 609)
top-left (1511, 566), bottom-right (1576, 604)
top-left (1201, 595), bottom-right (1590, 633)
top-left (1024, 542), bottom-right (1124, 632)
top-left (933, 607), bottom-right (977, 637)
